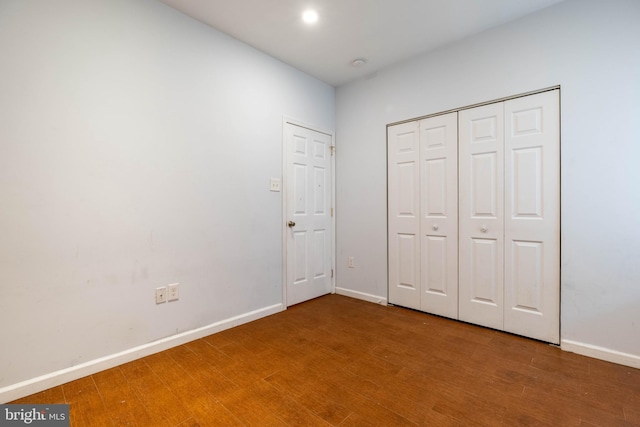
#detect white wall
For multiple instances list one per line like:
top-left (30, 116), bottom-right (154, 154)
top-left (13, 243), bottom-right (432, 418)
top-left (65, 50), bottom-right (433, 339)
top-left (336, 0), bottom-right (640, 362)
top-left (0, 0), bottom-right (334, 398)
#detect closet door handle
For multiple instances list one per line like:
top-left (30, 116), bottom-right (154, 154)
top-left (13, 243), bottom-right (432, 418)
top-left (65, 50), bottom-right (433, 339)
top-left (432, 224), bottom-right (439, 231)
top-left (480, 225), bottom-right (488, 233)
top-left (288, 221), bottom-right (296, 228)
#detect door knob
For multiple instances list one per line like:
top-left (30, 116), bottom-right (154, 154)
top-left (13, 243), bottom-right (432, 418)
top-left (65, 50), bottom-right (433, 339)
top-left (481, 225), bottom-right (488, 233)
top-left (288, 221), bottom-right (296, 227)
top-left (432, 224), bottom-right (439, 231)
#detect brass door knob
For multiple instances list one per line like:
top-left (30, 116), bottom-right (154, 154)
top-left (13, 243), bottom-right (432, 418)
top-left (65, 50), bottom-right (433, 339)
top-left (288, 221), bottom-right (296, 227)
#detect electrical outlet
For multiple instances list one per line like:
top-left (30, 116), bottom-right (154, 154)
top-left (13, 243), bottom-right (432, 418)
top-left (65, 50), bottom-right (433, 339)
top-left (348, 256), bottom-right (355, 268)
top-left (270, 178), bottom-right (281, 192)
top-left (155, 287), bottom-right (167, 304)
top-left (168, 283), bottom-right (179, 301)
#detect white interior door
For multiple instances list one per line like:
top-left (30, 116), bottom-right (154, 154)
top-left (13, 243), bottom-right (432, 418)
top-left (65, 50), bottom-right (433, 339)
top-left (388, 121), bottom-right (421, 309)
top-left (285, 122), bottom-right (333, 306)
top-left (458, 103), bottom-right (505, 330)
top-left (503, 91), bottom-right (560, 343)
top-left (420, 113), bottom-right (458, 318)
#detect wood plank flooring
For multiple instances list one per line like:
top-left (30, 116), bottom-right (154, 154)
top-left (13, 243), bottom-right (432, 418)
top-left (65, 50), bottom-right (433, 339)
top-left (11, 294), bottom-right (640, 426)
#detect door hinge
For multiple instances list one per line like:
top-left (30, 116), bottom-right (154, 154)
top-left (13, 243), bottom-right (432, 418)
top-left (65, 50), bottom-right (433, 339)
top-left (331, 269), bottom-right (334, 278)
top-left (331, 207), bottom-right (334, 217)
top-left (330, 146), bottom-right (335, 156)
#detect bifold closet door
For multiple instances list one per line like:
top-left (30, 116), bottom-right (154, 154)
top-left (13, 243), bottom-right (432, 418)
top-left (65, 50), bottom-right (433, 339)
top-left (458, 103), bottom-right (505, 330)
top-left (388, 114), bottom-right (458, 315)
top-left (503, 91), bottom-right (559, 344)
top-left (389, 90), bottom-right (559, 343)
top-left (459, 90), bottom-right (560, 343)
top-left (388, 121), bottom-right (420, 310)
top-left (419, 113), bottom-right (458, 318)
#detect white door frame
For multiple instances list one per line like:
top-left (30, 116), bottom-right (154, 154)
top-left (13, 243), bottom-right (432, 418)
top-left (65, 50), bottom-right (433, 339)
top-left (282, 117), bottom-right (336, 308)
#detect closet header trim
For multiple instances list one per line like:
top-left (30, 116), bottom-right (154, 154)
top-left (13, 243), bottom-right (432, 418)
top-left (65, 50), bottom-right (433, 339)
top-left (387, 85), bottom-right (560, 128)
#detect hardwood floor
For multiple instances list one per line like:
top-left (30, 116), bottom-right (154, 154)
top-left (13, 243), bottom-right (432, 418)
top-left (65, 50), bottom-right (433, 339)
top-left (11, 294), bottom-right (640, 426)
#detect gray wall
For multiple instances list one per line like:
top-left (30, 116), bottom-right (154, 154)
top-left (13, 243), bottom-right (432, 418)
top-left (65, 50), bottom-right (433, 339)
top-left (0, 0), bottom-right (334, 393)
top-left (336, 0), bottom-right (640, 359)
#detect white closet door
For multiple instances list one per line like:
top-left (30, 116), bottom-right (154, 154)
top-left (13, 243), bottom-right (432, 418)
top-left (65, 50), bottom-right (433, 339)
top-left (388, 121), bottom-right (421, 309)
top-left (504, 91), bottom-right (560, 343)
top-left (419, 113), bottom-right (458, 318)
top-left (459, 103), bottom-right (505, 330)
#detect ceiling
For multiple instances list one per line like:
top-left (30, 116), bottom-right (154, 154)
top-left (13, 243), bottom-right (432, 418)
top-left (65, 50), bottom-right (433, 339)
top-left (159, 0), bottom-right (565, 87)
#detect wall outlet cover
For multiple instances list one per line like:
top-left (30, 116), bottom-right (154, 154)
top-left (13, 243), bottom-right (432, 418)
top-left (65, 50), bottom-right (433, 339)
top-left (168, 283), bottom-right (179, 301)
top-left (155, 287), bottom-right (167, 304)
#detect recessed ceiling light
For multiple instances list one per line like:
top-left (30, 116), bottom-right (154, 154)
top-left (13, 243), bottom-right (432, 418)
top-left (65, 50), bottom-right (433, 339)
top-left (351, 58), bottom-right (367, 68)
top-left (302, 10), bottom-right (319, 24)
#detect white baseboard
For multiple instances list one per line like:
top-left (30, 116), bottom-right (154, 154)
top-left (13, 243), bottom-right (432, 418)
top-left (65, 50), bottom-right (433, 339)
top-left (335, 287), bottom-right (387, 306)
top-left (561, 339), bottom-right (640, 369)
top-left (0, 303), bottom-right (284, 403)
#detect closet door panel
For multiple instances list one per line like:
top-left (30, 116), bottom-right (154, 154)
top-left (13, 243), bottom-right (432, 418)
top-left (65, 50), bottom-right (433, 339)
top-left (420, 112), bottom-right (458, 318)
top-left (459, 103), bottom-right (504, 330)
top-left (388, 121), bottom-right (421, 309)
top-left (504, 90), bottom-right (560, 344)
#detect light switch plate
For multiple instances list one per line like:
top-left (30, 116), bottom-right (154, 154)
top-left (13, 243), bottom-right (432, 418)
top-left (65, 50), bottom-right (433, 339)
top-left (270, 178), bottom-right (281, 192)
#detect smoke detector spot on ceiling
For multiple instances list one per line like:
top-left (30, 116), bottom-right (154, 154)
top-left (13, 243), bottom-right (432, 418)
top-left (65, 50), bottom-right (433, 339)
top-left (351, 58), bottom-right (367, 68)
